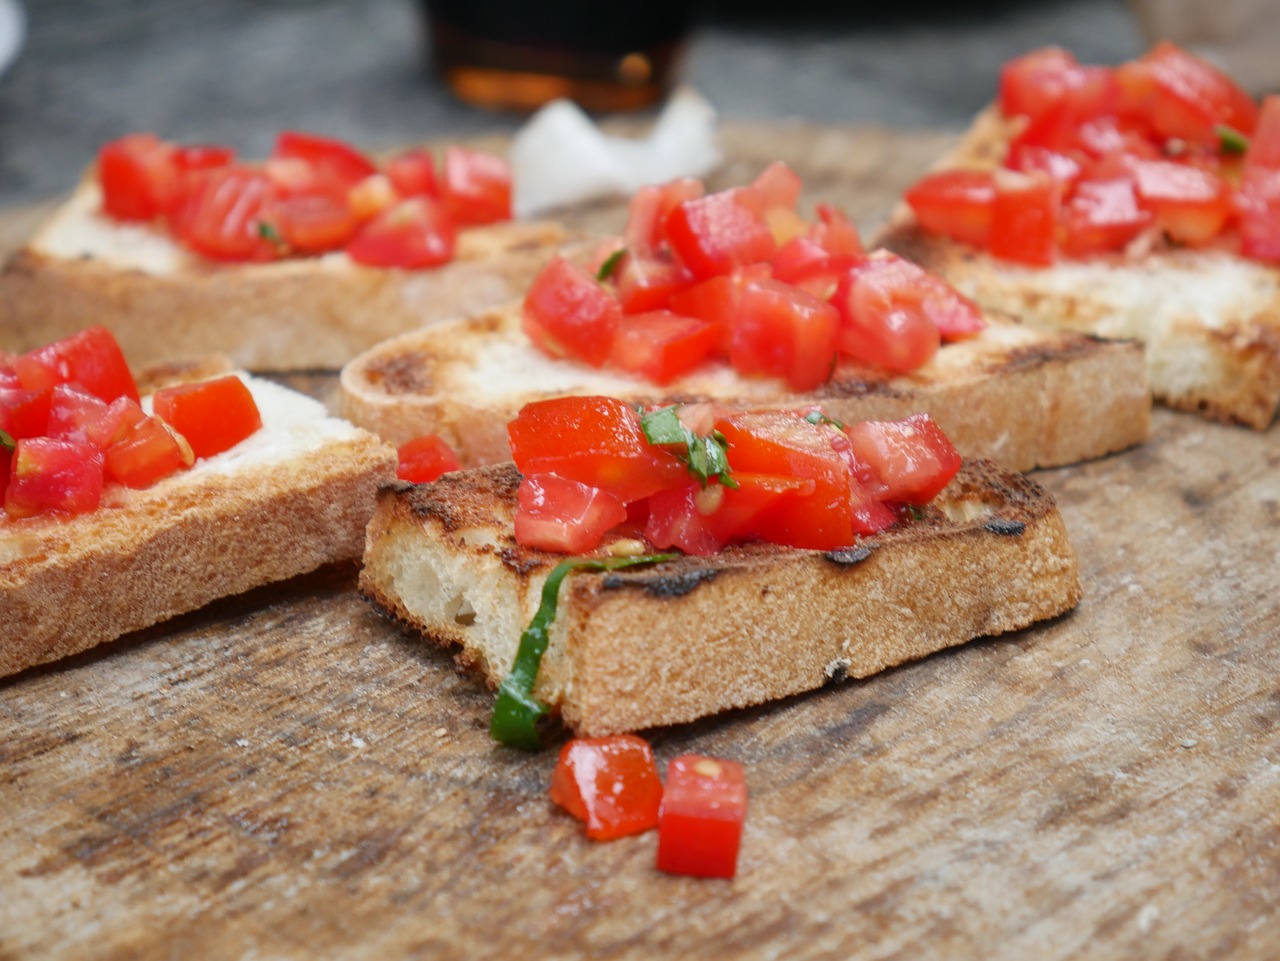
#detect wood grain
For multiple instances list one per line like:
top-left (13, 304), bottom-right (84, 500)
top-left (2, 123), bottom-right (1279, 961)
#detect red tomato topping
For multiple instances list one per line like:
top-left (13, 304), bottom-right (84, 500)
top-left (396, 434), bottom-right (461, 484)
top-left (273, 192), bottom-right (361, 254)
top-left (610, 310), bottom-right (720, 385)
top-left (624, 177), bottom-right (705, 255)
top-left (272, 130), bottom-right (378, 192)
top-left (990, 170), bottom-right (1059, 266)
top-left (522, 257), bottom-right (622, 368)
top-left (346, 197), bottom-right (456, 269)
top-left (751, 161), bottom-right (803, 211)
top-left (98, 133), bottom-right (178, 222)
top-left (441, 146), bottom-right (512, 226)
top-left (13, 326), bottom-right (140, 404)
top-left (384, 148), bottom-right (440, 199)
top-left (904, 170), bottom-right (997, 248)
top-left (549, 735), bottom-right (664, 840)
top-left (151, 375), bottom-right (262, 459)
top-left (1131, 159), bottom-right (1233, 245)
top-left (728, 279), bottom-right (840, 392)
top-left (844, 414), bottom-right (962, 505)
top-left (610, 252), bottom-right (696, 314)
top-left (169, 165), bottom-right (281, 262)
top-left (45, 384), bottom-right (108, 442)
top-left (1116, 42), bottom-right (1257, 147)
top-left (514, 473), bottom-right (628, 554)
top-left (1061, 177), bottom-right (1154, 257)
top-left (103, 411), bottom-right (191, 489)
top-left (0, 388), bottom-right (52, 441)
top-left (1238, 97), bottom-right (1280, 263)
top-left (664, 189), bottom-right (777, 280)
top-left (508, 396), bottom-right (687, 504)
top-left (657, 755), bottom-right (748, 879)
top-left (5, 438), bottom-right (105, 518)
top-left (643, 473), bottom-right (813, 557)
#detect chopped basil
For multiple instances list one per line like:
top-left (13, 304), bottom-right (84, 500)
top-left (1218, 125), bottom-right (1250, 155)
top-left (490, 552), bottom-right (677, 749)
top-left (804, 409), bottom-right (846, 431)
top-left (640, 405), bottom-right (739, 490)
top-left (596, 247), bottom-right (627, 282)
top-left (257, 221), bottom-right (283, 245)
top-left (0, 428), bottom-right (13, 452)
top-left (905, 504), bottom-right (927, 521)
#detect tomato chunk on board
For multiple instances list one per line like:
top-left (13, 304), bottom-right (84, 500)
top-left (657, 755), bottom-right (748, 879)
top-left (989, 171), bottom-right (1059, 266)
top-left (728, 279), bottom-right (840, 392)
top-left (151, 375), bottom-right (263, 459)
top-left (904, 170), bottom-right (997, 248)
top-left (549, 735), bottom-right (664, 841)
top-left (609, 311), bottom-right (720, 385)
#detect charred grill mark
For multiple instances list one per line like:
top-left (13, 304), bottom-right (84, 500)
top-left (602, 567), bottom-right (718, 598)
top-left (365, 350), bottom-right (433, 394)
top-left (983, 518), bottom-right (1027, 537)
top-left (824, 544), bottom-right (876, 565)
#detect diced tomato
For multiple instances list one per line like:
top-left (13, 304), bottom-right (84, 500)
top-left (1237, 97), bottom-right (1280, 262)
top-left (667, 269), bottom-right (765, 352)
top-left (13, 326), bottom-right (140, 404)
top-left (715, 410), bottom-right (856, 550)
top-left (396, 434), bottom-right (461, 483)
top-left (664, 188), bottom-right (777, 280)
top-left (522, 256), bottom-right (622, 368)
top-left (45, 384), bottom-right (108, 442)
top-left (751, 161), bottom-right (803, 211)
top-left (999, 47), bottom-right (1081, 120)
top-left (508, 396), bottom-right (687, 504)
top-left (173, 144), bottom-right (236, 172)
top-left (151, 375), bottom-right (262, 459)
top-left (1071, 115), bottom-right (1160, 161)
top-left (1061, 177), bottom-right (1154, 256)
top-left (87, 396), bottom-right (148, 449)
top-left (348, 174), bottom-right (399, 221)
top-left (1131, 159), bottom-right (1233, 245)
top-left (272, 192), bottom-right (360, 254)
top-left (623, 178), bottom-right (705, 255)
top-left (728, 279), bottom-right (840, 392)
top-left (441, 146), bottom-right (511, 226)
top-left (989, 170), bottom-right (1059, 266)
top-left (1116, 42), bottom-right (1258, 147)
top-left (549, 735), bottom-right (664, 840)
top-left (98, 133), bottom-right (177, 222)
top-left (272, 130), bottom-right (378, 192)
top-left (169, 165), bottom-right (281, 262)
top-left (904, 170), bottom-right (997, 247)
top-left (643, 473), bottom-right (813, 556)
top-left (1006, 143), bottom-right (1084, 188)
top-left (346, 196), bottom-right (456, 269)
top-left (844, 414), bottom-right (961, 505)
top-left (610, 311), bottom-right (720, 384)
top-left (103, 415), bottom-right (190, 488)
top-left (813, 204), bottom-right (864, 257)
top-left (1245, 95), bottom-right (1280, 168)
top-left (656, 755), bottom-right (748, 879)
top-left (4, 438), bottom-right (104, 518)
top-left (514, 473), bottom-right (627, 553)
top-left (612, 252), bottom-right (696, 314)
top-left (0, 388), bottom-right (52, 441)
top-left (0, 361), bottom-right (18, 390)
top-left (384, 148), bottom-right (441, 199)
top-left (771, 207), bottom-right (864, 296)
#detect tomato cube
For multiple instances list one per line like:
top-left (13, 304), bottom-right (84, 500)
top-left (98, 133), bottom-right (178, 222)
top-left (522, 256), bottom-right (623, 368)
top-left (384, 148), bottom-right (441, 200)
top-left (663, 188), bottom-right (777, 280)
top-left (346, 197), bottom-right (456, 269)
top-left (441, 146), bottom-right (512, 226)
top-left (104, 415), bottom-right (191, 489)
top-left (5, 438), bottom-right (105, 518)
top-left (396, 434), bottom-right (461, 484)
top-left (657, 755), bottom-right (748, 879)
top-left (13, 326), bottom-right (140, 404)
top-left (624, 178), bottom-right (705, 255)
top-left (611, 252), bottom-right (696, 314)
top-left (610, 311), bottom-right (720, 385)
top-left (1061, 177), bottom-right (1154, 257)
top-left (831, 259), bottom-right (941, 373)
top-left (729, 279), bottom-right (840, 392)
top-left (904, 170), bottom-right (997, 248)
top-left (844, 414), bottom-right (962, 505)
top-left (989, 170), bottom-right (1059, 266)
top-left (1131, 159), bottom-right (1232, 245)
top-left (0, 388), bottom-right (52, 441)
top-left (45, 384), bottom-right (108, 442)
top-left (643, 473), bottom-right (813, 556)
top-left (272, 130), bottom-right (378, 192)
top-left (1116, 42), bottom-right (1258, 147)
top-left (151, 375), bottom-right (262, 459)
top-left (514, 473), bottom-right (628, 554)
top-left (549, 734), bottom-right (664, 840)
top-left (169, 166), bottom-right (282, 262)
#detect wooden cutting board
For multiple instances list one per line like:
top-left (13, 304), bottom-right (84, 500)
top-left (2, 123), bottom-right (1278, 961)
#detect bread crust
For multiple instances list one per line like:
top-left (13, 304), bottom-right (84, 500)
top-left (339, 301), bottom-right (1150, 473)
top-left (0, 182), bottom-right (572, 371)
top-left (874, 106), bottom-right (1280, 430)
top-left (359, 461), bottom-right (1081, 736)
top-left (0, 378), bottom-right (396, 677)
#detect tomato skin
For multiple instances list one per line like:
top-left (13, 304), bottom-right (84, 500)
top-left (623, 178), bottom-right (706, 255)
top-left (999, 47), bottom-right (1081, 120)
top-left (346, 197), bottom-right (456, 269)
top-left (751, 161), bottom-right (803, 211)
top-left (729, 279), bottom-right (839, 392)
top-left (549, 735), bottom-right (664, 840)
top-left (514, 473), bottom-right (627, 553)
top-left (0, 388), bottom-right (52, 441)
top-left (1061, 177), bottom-right (1153, 257)
top-left (1116, 42), bottom-right (1258, 147)
top-left (522, 257), bottom-right (622, 368)
top-left (273, 192), bottom-right (361, 254)
top-left (4, 438), bottom-right (105, 518)
top-left (989, 171), bottom-right (1059, 266)
top-left (643, 473), bottom-right (813, 556)
top-left (169, 166), bottom-right (281, 262)
top-left (831, 257), bottom-right (949, 373)
top-left (45, 384), bottom-right (108, 442)
top-left (396, 434), bottom-right (461, 483)
top-left (611, 252), bottom-right (696, 314)
top-left (1238, 96), bottom-right (1280, 263)
top-left (98, 133), bottom-right (177, 222)
top-left (441, 146), bottom-right (512, 226)
top-left (0, 448), bottom-right (10, 505)
top-left (151, 375), bottom-right (262, 459)
top-left (508, 396), bottom-right (686, 504)
top-left (610, 311), bottom-right (720, 385)
top-left (664, 189), bottom-right (777, 280)
top-left (1131, 159), bottom-right (1232, 245)
top-left (103, 414), bottom-right (190, 488)
top-left (14, 326), bottom-right (140, 404)
top-left (272, 130), bottom-right (378, 192)
top-left (657, 755), bottom-right (748, 879)
top-left (904, 170), bottom-right (997, 247)
top-left (844, 414), bottom-right (961, 505)
top-left (384, 148), bottom-right (440, 199)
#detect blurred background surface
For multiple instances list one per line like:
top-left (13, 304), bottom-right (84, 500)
top-left (0, 0), bottom-right (1159, 206)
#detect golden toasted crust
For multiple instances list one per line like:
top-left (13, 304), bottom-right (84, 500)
top-left (339, 300), bottom-right (1150, 473)
top-left (0, 181), bottom-right (573, 371)
top-left (359, 461), bottom-right (1081, 736)
top-left (0, 377), bottom-right (397, 677)
top-left (874, 105), bottom-right (1280, 430)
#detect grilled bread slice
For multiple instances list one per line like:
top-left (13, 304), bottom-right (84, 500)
top-left (359, 459), bottom-right (1081, 736)
top-left (875, 106), bottom-right (1280, 429)
top-left (0, 180), bottom-right (571, 371)
top-left (1, 365), bottom-right (396, 677)
top-left (338, 299), bottom-right (1150, 474)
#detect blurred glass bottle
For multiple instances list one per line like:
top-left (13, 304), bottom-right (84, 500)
top-left (421, 0), bottom-right (694, 112)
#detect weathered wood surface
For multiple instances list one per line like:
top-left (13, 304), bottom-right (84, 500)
top-left (2, 123), bottom-right (1279, 961)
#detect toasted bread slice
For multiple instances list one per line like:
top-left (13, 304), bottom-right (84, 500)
top-left (338, 300), bottom-right (1149, 474)
top-left (875, 106), bottom-right (1280, 430)
top-left (0, 181), bottom-right (572, 371)
top-left (360, 460), bottom-right (1081, 736)
top-left (1, 370), bottom-right (396, 677)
